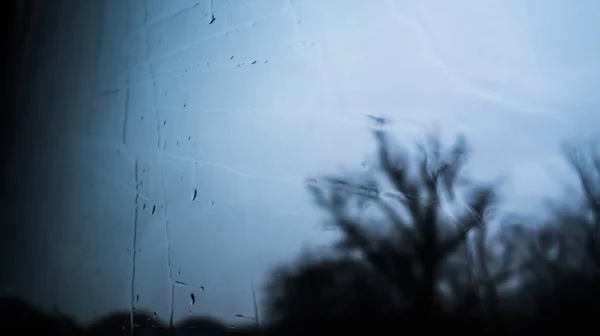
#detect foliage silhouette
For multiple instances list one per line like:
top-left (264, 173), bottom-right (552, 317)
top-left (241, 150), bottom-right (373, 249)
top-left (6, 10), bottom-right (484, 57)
top-left (263, 123), bottom-right (600, 335)
top-left (0, 296), bottom-right (261, 335)
top-left (2, 125), bottom-right (600, 335)
top-left (0, 296), bottom-right (82, 336)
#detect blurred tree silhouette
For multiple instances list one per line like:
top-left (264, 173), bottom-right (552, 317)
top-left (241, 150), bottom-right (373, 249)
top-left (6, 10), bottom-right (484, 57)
top-left (263, 120), bottom-right (600, 335)
top-left (265, 121), bottom-right (502, 332)
top-left (1, 123), bottom-right (600, 336)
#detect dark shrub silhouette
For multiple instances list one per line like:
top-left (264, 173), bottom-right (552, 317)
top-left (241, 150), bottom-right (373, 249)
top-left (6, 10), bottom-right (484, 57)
top-left (0, 296), bottom-right (82, 335)
top-left (0, 298), bottom-right (262, 335)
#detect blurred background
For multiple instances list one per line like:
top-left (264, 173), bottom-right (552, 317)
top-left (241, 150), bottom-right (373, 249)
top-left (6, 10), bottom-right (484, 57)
top-left (1, 0), bottom-right (599, 327)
